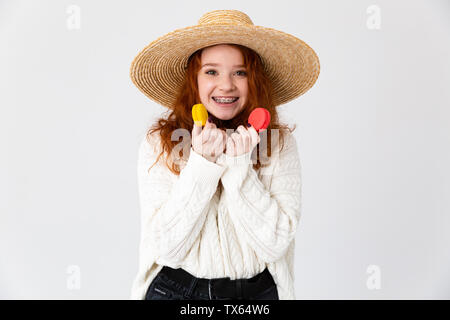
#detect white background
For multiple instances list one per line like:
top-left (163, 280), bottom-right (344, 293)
top-left (1, 0), bottom-right (449, 299)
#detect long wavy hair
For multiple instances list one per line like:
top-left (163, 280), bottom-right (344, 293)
top-left (145, 43), bottom-right (295, 175)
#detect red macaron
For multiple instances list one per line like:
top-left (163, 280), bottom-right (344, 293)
top-left (248, 108), bottom-right (270, 132)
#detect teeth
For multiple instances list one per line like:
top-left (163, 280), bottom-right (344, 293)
top-left (213, 97), bottom-right (238, 103)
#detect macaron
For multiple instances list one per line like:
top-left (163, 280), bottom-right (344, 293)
top-left (192, 103), bottom-right (209, 126)
top-left (248, 108), bottom-right (270, 132)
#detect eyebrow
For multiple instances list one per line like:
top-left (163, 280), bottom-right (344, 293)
top-left (201, 63), bottom-right (245, 68)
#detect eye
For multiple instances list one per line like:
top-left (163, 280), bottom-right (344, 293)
top-left (236, 70), bottom-right (247, 76)
top-left (205, 70), bottom-right (217, 75)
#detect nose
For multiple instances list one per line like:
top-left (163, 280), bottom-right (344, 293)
top-left (218, 74), bottom-right (236, 92)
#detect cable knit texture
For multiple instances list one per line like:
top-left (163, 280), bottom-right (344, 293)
top-left (130, 128), bottom-right (302, 300)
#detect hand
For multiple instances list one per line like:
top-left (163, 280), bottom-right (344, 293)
top-left (191, 120), bottom-right (227, 163)
top-left (225, 124), bottom-right (261, 157)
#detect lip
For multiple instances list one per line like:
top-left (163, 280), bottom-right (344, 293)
top-left (212, 97), bottom-right (239, 107)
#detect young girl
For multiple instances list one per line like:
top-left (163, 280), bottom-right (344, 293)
top-left (129, 9), bottom-right (320, 300)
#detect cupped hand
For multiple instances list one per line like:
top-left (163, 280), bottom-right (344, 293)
top-left (225, 124), bottom-right (261, 157)
top-left (191, 120), bottom-right (227, 163)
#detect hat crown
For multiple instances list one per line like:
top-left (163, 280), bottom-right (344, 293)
top-left (198, 10), bottom-right (254, 26)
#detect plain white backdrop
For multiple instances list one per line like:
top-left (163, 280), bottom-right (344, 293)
top-left (1, 0), bottom-right (449, 299)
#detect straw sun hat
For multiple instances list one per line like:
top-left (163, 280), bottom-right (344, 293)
top-left (130, 9), bottom-right (320, 109)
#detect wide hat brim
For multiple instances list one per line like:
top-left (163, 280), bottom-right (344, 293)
top-left (130, 16), bottom-right (320, 109)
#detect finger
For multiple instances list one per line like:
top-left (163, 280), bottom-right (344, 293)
top-left (209, 129), bottom-right (219, 146)
top-left (226, 135), bottom-right (235, 156)
top-left (215, 130), bottom-right (227, 154)
top-left (192, 120), bottom-right (202, 138)
top-left (212, 130), bottom-right (223, 151)
top-left (231, 132), bottom-right (243, 155)
top-left (236, 125), bottom-right (251, 151)
top-left (204, 132), bottom-right (215, 155)
top-left (246, 125), bottom-right (260, 146)
top-left (203, 130), bottom-right (216, 154)
top-left (209, 129), bottom-right (221, 145)
top-left (192, 121), bottom-right (203, 148)
top-left (221, 130), bottom-right (227, 148)
top-left (204, 121), bottom-right (219, 145)
top-left (211, 133), bottom-right (224, 156)
top-left (201, 123), bottom-right (213, 144)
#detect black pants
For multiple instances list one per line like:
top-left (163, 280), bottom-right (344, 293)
top-left (145, 266), bottom-right (279, 300)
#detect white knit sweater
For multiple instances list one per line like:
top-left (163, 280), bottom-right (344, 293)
top-left (130, 129), bottom-right (302, 300)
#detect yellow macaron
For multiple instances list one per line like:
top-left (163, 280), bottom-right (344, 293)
top-left (191, 103), bottom-right (209, 126)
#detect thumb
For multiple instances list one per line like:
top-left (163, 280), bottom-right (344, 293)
top-left (192, 120), bottom-right (202, 138)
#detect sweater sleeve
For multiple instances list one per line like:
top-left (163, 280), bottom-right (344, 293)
top-left (219, 132), bottom-right (302, 263)
top-left (137, 134), bottom-right (226, 265)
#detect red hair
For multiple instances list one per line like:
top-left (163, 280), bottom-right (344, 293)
top-left (146, 43), bottom-right (295, 175)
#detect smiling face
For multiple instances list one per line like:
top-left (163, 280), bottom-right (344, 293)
top-left (197, 44), bottom-right (248, 121)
